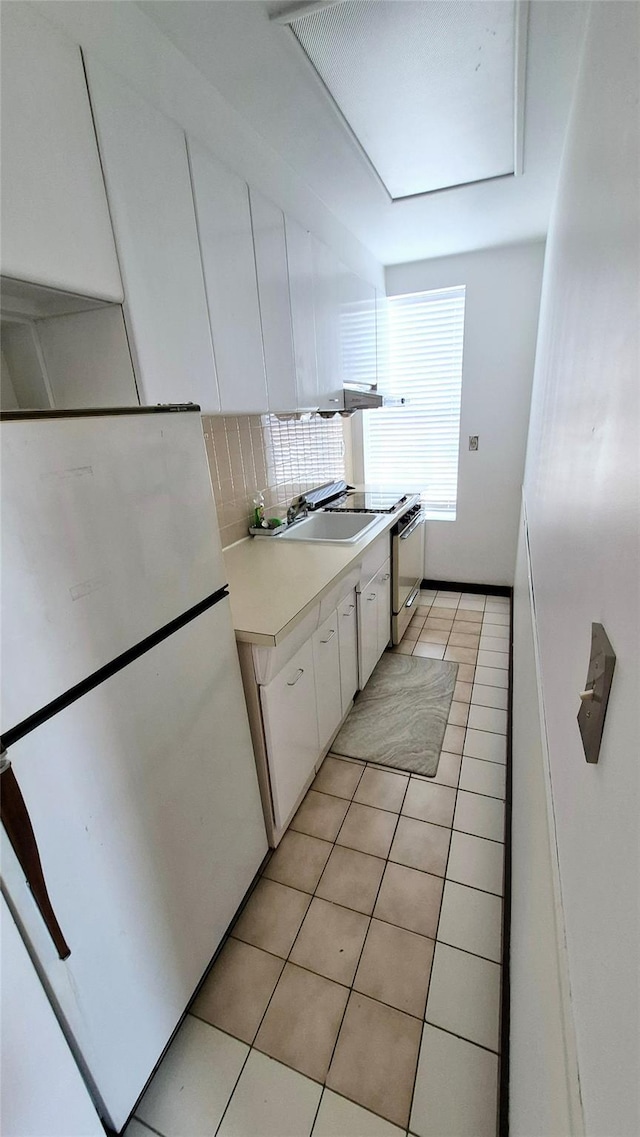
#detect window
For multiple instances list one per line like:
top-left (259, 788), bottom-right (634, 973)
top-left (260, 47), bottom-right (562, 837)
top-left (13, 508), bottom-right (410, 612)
top-left (363, 285), bottom-right (466, 519)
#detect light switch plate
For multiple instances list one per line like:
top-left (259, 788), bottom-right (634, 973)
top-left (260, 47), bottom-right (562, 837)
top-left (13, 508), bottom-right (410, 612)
top-left (577, 623), bottom-right (616, 764)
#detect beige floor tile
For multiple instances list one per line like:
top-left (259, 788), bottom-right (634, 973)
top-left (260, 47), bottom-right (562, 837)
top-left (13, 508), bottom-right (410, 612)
top-left (289, 897), bottom-right (369, 986)
top-left (482, 610), bottom-right (510, 626)
top-left (476, 649), bottom-right (509, 670)
top-left (442, 724), bottom-right (465, 754)
top-left (424, 616), bottom-right (454, 631)
top-left (409, 614), bottom-right (426, 631)
top-left (430, 751), bottom-right (462, 788)
top-left (448, 632), bottom-right (480, 649)
top-left (291, 790), bottom-right (350, 841)
top-left (459, 756), bottom-right (506, 800)
top-left (313, 756), bottom-right (365, 799)
top-left (444, 646), bottom-right (478, 665)
top-left (314, 1088), bottom-right (405, 1136)
top-left (446, 832), bottom-right (504, 896)
top-left (353, 767), bottom-right (409, 812)
top-left (436, 590), bottom-right (462, 599)
top-left (136, 1017), bottom-right (247, 1137)
top-left (457, 598), bottom-right (484, 611)
top-left (327, 993), bottom-right (422, 1129)
top-left (373, 862), bottom-right (443, 938)
top-left (453, 679), bottom-right (473, 703)
top-left (390, 640), bottom-right (413, 655)
top-left (191, 938), bottom-right (284, 1044)
top-left (453, 619), bottom-right (484, 635)
top-left (413, 641), bottom-right (446, 660)
top-left (390, 816), bottom-right (451, 877)
top-left (416, 605), bottom-right (432, 617)
top-left (433, 596), bottom-right (459, 609)
top-left (471, 683), bottom-right (508, 710)
top-left (402, 779), bottom-right (456, 828)
top-left (467, 704), bottom-right (508, 735)
top-left (317, 845), bottom-right (386, 915)
top-left (410, 1024), bottom-right (499, 1137)
top-left (218, 1050), bottom-right (321, 1137)
top-left (419, 627), bottom-right (449, 644)
top-left (456, 663), bottom-right (476, 684)
top-left (454, 791), bottom-right (505, 843)
top-left (437, 881), bottom-right (503, 963)
top-left (255, 963), bottom-right (349, 1083)
top-left (336, 801), bottom-right (398, 858)
top-left (455, 607), bottom-right (483, 622)
top-left (463, 729), bottom-right (507, 765)
top-left (264, 830), bottom-right (333, 893)
top-left (354, 918), bottom-right (435, 1017)
top-left (403, 624), bottom-right (420, 641)
top-left (232, 879), bottom-right (311, 958)
top-left (479, 634), bottom-right (510, 653)
top-left (447, 700), bottom-right (469, 727)
top-left (485, 598), bottom-right (510, 612)
top-left (474, 665), bottom-right (509, 689)
top-left (426, 943), bottom-right (501, 1052)
top-left (429, 606), bottom-right (459, 619)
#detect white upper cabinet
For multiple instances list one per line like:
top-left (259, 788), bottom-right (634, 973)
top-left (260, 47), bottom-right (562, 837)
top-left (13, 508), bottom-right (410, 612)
top-left (249, 189), bottom-right (298, 413)
top-left (85, 58), bottom-right (220, 412)
top-left (340, 270), bottom-right (378, 391)
top-left (284, 216), bottom-right (318, 410)
top-left (0, 6), bottom-right (122, 302)
top-left (188, 141), bottom-right (268, 415)
top-left (375, 288), bottom-right (390, 391)
top-left (312, 237), bottom-right (343, 411)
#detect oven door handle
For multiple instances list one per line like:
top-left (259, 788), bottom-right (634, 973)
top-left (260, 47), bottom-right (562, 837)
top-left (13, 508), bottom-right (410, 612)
top-left (399, 513), bottom-right (425, 540)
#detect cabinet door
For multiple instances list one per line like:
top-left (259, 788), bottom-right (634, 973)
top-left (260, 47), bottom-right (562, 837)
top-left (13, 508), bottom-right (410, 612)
top-left (358, 573), bottom-right (380, 690)
top-left (312, 237), bottom-right (343, 411)
top-left (376, 559), bottom-right (392, 658)
top-left (85, 57), bottom-right (220, 411)
top-left (0, 5), bottom-right (122, 301)
top-left (260, 640), bottom-right (319, 830)
top-left (338, 590), bottom-right (358, 713)
top-left (285, 216), bottom-right (318, 410)
top-left (340, 271), bottom-right (377, 391)
top-left (188, 141), bottom-right (268, 414)
top-left (249, 188), bottom-right (298, 413)
top-left (313, 611), bottom-right (343, 751)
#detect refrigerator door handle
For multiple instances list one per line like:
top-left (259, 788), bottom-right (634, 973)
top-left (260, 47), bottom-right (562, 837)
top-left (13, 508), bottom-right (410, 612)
top-left (1, 754), bottom-right (71, 960)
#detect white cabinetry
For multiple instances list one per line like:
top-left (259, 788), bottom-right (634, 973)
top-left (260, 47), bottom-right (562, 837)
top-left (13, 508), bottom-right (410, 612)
top-left (313, 611), bottom-right (343, 751)
top-left (285, 216), bottom-right (318, 410)
top-left (312, 237), bottom-right (343, 411)
top-left (249, 188), bottom-right (298, 413)
top-left (340, 271), bottom-right (377, 391)
top-left (260, 639), bottom-right (319, 831)
top-left (0, 5), bottom-right (122, 301)
top-left (358, 551), bottom-right (392, 689)
top-left (188, 141), bottom-right (268, 414)
top-left (338, 590), bottom-right (358, 713)
top-left (85, 58), bottom-right (220, 411)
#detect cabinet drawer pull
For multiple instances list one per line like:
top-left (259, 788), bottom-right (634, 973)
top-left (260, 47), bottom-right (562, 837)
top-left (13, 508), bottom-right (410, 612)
top-left (321, 628), bottom-right (336, 643)
top-left (343, 604), bottom-right (355, 615)
top-left (367, 593), bottom-right (377, 601)
top-left (287, 668), bottom-right (304, 686)
top-left (381, 573), bottom-right (391, 582)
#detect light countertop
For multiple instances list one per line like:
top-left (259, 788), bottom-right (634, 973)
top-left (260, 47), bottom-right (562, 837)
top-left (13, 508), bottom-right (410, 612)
top-left (223, 509), bottom-right (403, 646)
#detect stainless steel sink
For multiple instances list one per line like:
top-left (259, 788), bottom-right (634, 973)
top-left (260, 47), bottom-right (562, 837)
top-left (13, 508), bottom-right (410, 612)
top-left (278, 511), bottom-right (378, 544)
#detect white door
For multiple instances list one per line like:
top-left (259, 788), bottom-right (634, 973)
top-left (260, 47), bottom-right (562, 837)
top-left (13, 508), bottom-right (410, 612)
top-left (1, 411), bottom-right (226, 728)
top-left (338, 591), bottom-right (358, 713)
top-left (358, 572), bottom-right (380, 689)
top-left (285, 216), bottom-right (318, 410)
top-left (249, 188), bottom-right (298, 413)
top-left (1, 598), bottom-right (267, 1133)
top-left (376, 559), bottom-right (392, 657)
top-left (0, 5), bottom-right (122, 301)
top-left (313, 610), bottom-right (343, 750)
top-left (188, 140), bottom-right (268, 415)
top-left (85, 57), bottom-right (220, 411)
top-left (260, 640), bottom-right (319, 830)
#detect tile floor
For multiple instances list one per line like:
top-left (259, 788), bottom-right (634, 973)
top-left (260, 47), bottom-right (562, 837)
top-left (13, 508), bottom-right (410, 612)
top-left (126, 589), bottom-right (510, 1137)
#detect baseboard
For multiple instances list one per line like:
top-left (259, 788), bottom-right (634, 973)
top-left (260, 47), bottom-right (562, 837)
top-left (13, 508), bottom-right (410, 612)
top-left (421, 578), bottom-right (512, 597)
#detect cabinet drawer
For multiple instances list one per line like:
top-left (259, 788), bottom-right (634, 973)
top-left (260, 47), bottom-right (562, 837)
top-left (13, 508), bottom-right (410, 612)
top-left (260, 639), bottom-right (319, 830)
top-left (313, 610), bottom-right (342, 751)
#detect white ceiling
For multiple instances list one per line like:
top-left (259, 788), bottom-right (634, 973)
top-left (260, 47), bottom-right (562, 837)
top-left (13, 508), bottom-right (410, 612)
top-left (291, 1), bottom-right (517, 200)
top-left (140, 0), bottom-right (588, 267)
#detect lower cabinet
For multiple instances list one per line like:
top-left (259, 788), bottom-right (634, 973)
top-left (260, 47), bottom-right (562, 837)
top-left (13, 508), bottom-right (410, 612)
top-left (313, 611), bottom-right (343, 752)
top-left (338, 590), bottom-right (358, 713)
top-left (259, 639), bottom-right (319, 831)
top-left (358, 556), bottom-right (392, 689)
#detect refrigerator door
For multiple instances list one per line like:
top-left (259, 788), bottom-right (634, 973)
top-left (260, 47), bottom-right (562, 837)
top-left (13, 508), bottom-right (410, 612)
top-left (1, 597), bottom-right (267, 1132)
top-left (1, 411), bottom-right (226, 728)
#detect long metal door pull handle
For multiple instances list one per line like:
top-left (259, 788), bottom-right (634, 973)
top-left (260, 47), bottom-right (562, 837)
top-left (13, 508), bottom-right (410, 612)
top-left (287, 668), bottom-right (304, 686)
top-left (321, 629), bottom-right (336, 643)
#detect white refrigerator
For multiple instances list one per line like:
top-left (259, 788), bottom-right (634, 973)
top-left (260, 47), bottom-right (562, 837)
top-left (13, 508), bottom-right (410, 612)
top-left (0, 407), bottom-right (268, 1132)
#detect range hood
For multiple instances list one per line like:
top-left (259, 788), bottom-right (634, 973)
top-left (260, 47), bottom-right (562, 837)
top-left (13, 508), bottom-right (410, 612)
top-left (343, 385), bottom-right (383, 410)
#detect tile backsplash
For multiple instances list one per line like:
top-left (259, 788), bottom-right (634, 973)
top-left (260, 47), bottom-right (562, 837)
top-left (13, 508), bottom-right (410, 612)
top-left (202, 414), bottom-right (348, 547)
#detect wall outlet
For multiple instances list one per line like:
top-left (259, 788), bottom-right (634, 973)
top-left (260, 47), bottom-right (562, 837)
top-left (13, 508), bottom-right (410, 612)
top-left (469, 435), bottom-right (479, 451)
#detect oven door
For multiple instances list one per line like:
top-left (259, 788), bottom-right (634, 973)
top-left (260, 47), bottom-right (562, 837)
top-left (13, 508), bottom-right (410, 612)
top-left (392, 512), bottom-right (426, 643)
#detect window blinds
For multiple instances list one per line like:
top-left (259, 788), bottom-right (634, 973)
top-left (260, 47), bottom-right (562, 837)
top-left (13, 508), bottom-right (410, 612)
top-left (363, 286), bottom-right (465, 519)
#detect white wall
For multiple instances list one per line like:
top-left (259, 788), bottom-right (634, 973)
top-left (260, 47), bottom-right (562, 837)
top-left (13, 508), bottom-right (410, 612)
top-left (513, 3), bottom-right (639, 1134)
top-left (385, 242), bottom-right (544, 586)
top-left (29, 0), bottom-right (383, 292)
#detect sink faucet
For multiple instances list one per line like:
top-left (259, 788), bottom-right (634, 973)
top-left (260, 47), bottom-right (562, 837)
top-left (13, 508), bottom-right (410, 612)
top-left (287, 494), bottom-right (308, 527)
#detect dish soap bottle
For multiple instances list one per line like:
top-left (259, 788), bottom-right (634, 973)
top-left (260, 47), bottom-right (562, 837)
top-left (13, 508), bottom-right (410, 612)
top-left (252, 492), bottom-right (266, 528)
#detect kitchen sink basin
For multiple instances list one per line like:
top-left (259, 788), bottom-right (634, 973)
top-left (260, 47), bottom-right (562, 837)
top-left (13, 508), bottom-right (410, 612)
top-left (278, 511), bottom-right (379, 544)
